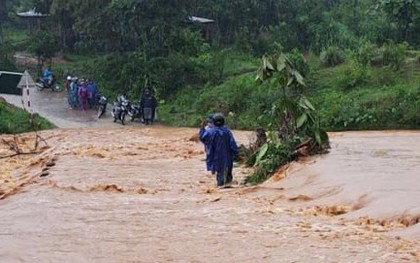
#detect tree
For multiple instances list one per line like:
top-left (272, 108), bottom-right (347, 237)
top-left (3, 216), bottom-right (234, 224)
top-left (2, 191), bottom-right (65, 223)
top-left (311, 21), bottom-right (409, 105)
top-left (377, 0), bottom-right (420, 45)
top-left (0, 0), bottom-right (6, 44)
top-left (245, 48), bottom-right (329, 183)
top-left (27, 29), bottom-right (59, 75)
top-left (256, 48), bottom-right (328, 146)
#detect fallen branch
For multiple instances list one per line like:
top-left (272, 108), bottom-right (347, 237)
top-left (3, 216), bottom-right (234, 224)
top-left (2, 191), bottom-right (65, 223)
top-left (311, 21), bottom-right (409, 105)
top-left (0, 151), bottom-right (44, 159)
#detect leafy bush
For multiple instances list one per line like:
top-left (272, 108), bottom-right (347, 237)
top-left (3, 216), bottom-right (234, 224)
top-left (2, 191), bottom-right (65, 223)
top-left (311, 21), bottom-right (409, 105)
top-left (316, 89), bottom-right (377, 130)
top-left (27, 29), bottom-right (60, 66)
top-left (245, 138), bottom-right (292, 184)
top-left (339, 60), bottom-right (371, 89)
top-left (320, 46), bottom-right (345, 67)
top-left (381, 42), bottom-right (407, 70)
top-left (354, 41), bottom-right (378, 66)
top-left (0, 42), bottom-right (17, 71)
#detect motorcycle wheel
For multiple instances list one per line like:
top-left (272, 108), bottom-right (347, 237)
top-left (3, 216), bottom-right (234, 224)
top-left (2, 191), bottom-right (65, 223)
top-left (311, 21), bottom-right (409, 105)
top-left (52, 84), bottom-right (60, 92)
top-left (97, 105), bottom-right (105, 118)
top-left (36, 84), bottom-right (44, 91)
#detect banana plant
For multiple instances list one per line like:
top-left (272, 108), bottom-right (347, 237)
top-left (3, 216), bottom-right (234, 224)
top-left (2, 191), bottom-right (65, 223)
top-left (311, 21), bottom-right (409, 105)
top-left (246, 50), bottom-right (329, 184)
top-left (256, 49), bottom-right (329, 149)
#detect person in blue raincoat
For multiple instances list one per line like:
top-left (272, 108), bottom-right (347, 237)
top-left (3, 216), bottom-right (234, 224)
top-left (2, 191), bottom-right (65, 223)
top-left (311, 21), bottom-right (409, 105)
top-left (201, 114), bottom-right (215, 172)
top-left (42, 67), bottom-right (53, 84)
top-left (199, 113), bottom-right (239, 187)
top-left (86, 79), bottom-right (98, 108)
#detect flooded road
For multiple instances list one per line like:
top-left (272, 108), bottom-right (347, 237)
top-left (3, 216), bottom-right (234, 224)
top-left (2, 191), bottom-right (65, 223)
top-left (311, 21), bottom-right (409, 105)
top-left (1, 88), bottom-right (115, 128)
top-left (1, 89), bottom-right (420, 262)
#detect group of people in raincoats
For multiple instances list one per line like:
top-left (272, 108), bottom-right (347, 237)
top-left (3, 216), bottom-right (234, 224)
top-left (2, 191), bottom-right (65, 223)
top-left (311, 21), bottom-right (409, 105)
top-left (66, 76), bottom-right (99, 111)
top-left (199, 113), bottom-right (239, 187)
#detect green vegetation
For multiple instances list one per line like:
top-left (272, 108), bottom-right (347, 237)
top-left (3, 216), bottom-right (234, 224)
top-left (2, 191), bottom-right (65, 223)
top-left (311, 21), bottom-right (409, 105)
top-left (0, 101), bottom-right (55, 134)
top-left (311, 45), bottom-right (420, 131)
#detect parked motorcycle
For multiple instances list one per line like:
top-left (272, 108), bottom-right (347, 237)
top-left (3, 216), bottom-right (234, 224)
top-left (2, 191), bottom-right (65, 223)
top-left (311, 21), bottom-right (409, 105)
top-left (96, 93), bottom-right (108, 118)
top-left (111, 96), bottom-right (129, 125)
top-left (128, 101), bottom-right (142, 122)
top-left (35, 75), bottom-right (60, 91)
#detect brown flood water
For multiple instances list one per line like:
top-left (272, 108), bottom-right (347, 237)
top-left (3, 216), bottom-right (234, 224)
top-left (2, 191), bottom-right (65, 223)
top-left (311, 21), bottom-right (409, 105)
top-left (1, 90), bottom-right (420, 262)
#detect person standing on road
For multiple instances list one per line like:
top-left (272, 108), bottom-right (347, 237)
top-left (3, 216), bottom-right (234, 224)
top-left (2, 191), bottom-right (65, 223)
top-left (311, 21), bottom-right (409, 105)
top-left (78, 79), bottom-right (88, 111)
top-left (86, 79), bottom-right (98, 108)
top-left (140, 88), bottom-right (158, 125)
top-left (199, 113), bottom-right (239, 187)
top-left (68, 77), bottom-right (79, 109)
top-left (65, 76), bottom-right (71, 94)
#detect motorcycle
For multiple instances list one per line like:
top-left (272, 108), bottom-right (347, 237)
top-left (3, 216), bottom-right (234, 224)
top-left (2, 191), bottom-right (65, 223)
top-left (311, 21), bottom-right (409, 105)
top-left (128, 101), bottom-right (142, 122)
top-left (111, 96), bottom-right (129, 125)
top-left (35, 75), bottom-right (60, 91)
top-left (96, 93), bottom-right (108, 118)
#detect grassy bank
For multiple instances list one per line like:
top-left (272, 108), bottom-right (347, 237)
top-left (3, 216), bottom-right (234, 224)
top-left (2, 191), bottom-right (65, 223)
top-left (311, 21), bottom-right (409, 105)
top-left (311, 56), bottom-right (420, 131)
top-left (0, 99), bottom-right (55, 134)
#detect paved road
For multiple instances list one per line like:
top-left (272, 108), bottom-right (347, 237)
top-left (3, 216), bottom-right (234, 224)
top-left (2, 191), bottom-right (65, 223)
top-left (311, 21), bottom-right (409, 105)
top-left (1, 88), bottom-right (120, 128)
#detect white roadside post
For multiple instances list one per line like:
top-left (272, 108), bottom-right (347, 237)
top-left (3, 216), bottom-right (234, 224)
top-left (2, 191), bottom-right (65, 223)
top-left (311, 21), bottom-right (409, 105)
top-left (19, 70), bottom-right (36, 115)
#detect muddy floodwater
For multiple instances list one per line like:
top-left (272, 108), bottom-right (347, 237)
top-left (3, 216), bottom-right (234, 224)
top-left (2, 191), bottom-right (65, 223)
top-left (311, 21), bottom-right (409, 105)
top-left (1, 90), bottom-right (420, 262)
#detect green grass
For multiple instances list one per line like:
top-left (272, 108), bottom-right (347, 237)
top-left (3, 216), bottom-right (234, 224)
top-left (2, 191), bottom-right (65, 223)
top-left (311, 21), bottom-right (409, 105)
top-left (0, 102), bottom-right (55, 134)
top-left (309, 57), bottom-right (420, 131)
top-left (222, 50), bottom-right (260, 76)
top-left (3, 27), bottom-right (29, 46)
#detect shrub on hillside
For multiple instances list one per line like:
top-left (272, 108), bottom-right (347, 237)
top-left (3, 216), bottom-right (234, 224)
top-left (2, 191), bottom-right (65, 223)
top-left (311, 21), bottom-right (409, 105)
top-left (320, 46), bottom-right (345, 67)
top-left (354, 41), bottom-right (378, 66)
top-left (339, 60), bottom-right (371, 89)
top-left (381, 42), bottom-right (407, 70)
top-left (0, 42), bottom-right (17, 71)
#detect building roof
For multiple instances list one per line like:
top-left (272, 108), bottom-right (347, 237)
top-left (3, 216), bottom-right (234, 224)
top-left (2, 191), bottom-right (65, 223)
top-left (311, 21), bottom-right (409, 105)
top-left (0, 70), bottom-right (36, 95)
top-left (16, 9), bottom-right (49, 18)
top-left (188, 16), bottom-right (214, 24)
top-left (0, 71), bottom-right (23, 95)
